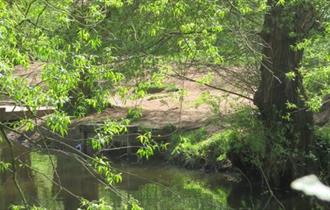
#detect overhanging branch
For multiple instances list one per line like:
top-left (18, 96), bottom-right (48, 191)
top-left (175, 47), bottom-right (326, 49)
top-left (170, 73), bottom-right (254, 101)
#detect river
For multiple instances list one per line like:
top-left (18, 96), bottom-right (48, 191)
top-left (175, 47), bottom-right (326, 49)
top-left (0, 141), bottom-right (326, 210)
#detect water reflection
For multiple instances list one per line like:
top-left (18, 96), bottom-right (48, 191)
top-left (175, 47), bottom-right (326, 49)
top-left (106, 163), bottom-right (230, 210)
top-left (52, 154), bottom-right (99, 210)
top-left (0, 143), bottom-right (37, 209)
top-left (0, 142), bottom-right (327, 210)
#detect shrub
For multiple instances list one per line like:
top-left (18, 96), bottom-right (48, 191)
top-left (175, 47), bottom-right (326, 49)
top-left (170, 107), bottom-right (268, 171)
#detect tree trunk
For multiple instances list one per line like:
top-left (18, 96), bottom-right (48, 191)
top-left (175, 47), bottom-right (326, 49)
top-left (254, 1), bottom-right (316, 185)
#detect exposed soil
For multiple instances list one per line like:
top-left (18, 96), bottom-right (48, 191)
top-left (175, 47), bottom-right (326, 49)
top-left (79, 70), bottom-right (253, 130)
top-left (4, 62), bottom-right (330, 129)
top-left (3, 63), bottom-right (254, 131)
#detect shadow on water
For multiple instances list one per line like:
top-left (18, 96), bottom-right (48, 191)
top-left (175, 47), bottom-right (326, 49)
top-left (0, 141), bottom-right (328, 210)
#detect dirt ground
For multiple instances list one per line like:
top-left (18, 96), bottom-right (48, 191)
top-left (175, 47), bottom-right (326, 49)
top-left (80, 71), bottom-right (253, 130)
top-left (5, 63), bottom-right (254, 130)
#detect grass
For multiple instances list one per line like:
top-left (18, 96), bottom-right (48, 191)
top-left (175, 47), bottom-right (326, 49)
top-left (168, 107), bottom-right (268, 171)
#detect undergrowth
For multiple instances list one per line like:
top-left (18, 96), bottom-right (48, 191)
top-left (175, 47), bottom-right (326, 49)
top-left (169, 107), bottom-right (268, 171)
top-left (170, 106), bottom-right (330, 185)
top-left (315, 123), bottom-right (330, 179)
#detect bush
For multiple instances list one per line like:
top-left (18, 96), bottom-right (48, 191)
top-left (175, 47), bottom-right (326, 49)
top-left (314, 123), bottom-right (330, 175)
top-left (170, 107), bottom-right (269, 171)
top-left (170, 129), bottom-right (237, 170)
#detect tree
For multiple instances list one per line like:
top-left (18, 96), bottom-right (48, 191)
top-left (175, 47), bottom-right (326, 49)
top-left (253, 0), bottom-right (329, 185)
top-left (1, 0), bottom-right (330, 208)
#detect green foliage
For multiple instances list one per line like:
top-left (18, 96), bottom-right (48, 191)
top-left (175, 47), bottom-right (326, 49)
top-left (128, 199), bottom-right (143, 210)
top-left (126, 107), bottom-right (143, 121)
top-left (316, 123), bottom-right (330, 143)
top-left (171, 107), bottom-right (269, 169)
top-left (17, 119), bottom-right (36, 132)
top-left (285, 71), bottom-right (296, 81)
top-left (126, 167), bottom-right (230, 210)
top-left (314, 123), bottom-right (330, 177)
top-left (171, 128), bottom-right (237, 169)
top-left (183, 181), bottom-right (228, 207)
top-left (303, 65), bottom-right (330, 111)
top-left (171, 128), bottom-right (208, 145)
top-left (299, 9), bottom-right (330, 111)
top-left (0, 0), bottom-right (330, 208)
top-left (136, 132), bottom-right (154, 160)
top-left (46, 112), bottom-right (71, 136)
top-left (93, 157), bottom-right (122, 185)
top-left (194, 91), bottom-right (222, 114)
top-left (79, 191), bottom-right (143, 210)
top-left (196, 72), bottom-right (214, 85)
top-left (9, 205), bottom-right (46, 210)
top-left (0, 161), bottom-right (11, 173)
top-left (80, 198), bottom-right (113, 210)
top-left (90, 119), bottom-right (129, 151)
top-left (225, 108), bottom-right (268, 166)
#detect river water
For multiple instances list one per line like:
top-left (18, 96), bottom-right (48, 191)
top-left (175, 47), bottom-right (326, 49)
top-left (0, 142), bottom-right (326, 210)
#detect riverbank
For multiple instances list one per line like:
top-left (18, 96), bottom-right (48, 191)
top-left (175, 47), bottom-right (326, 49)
top-left (7, 69), bottom-right (330, 177)
top-left (0, 139), bottom-right (323, 210)
top-left (4, 68), bottom-right (330, 210)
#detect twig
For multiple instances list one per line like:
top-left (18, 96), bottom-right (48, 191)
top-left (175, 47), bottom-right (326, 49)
top-left (0, 126), bottom-right (28, 207)
top-left (259, 166), bottom-right (285, 210)
top-left (170, 72), bottom-right (254, 101)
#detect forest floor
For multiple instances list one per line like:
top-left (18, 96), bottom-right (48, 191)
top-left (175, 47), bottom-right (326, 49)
top-left (4, 64), bottom-right (254, 145)
top-left (6, 63), bottom-right (254, 131)
top-left (79, 69), bottom-right (254, 132)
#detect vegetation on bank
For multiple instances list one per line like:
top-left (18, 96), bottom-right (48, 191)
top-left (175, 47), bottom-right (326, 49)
top-left (169, 108), bottom-right (265, 171)
top-left (0, 0), bottom-right (330, 209)
top-left (169, 107), bottom-right (330, 183)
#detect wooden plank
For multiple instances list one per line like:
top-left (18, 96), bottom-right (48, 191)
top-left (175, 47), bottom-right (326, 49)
top-left (0, 106), bottom-right (54, 122)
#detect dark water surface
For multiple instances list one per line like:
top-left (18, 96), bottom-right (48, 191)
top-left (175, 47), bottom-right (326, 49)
top-left (0, 142), bottom-right (326, 210)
